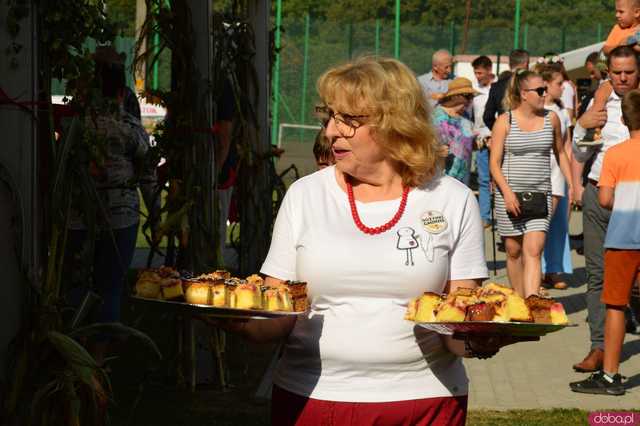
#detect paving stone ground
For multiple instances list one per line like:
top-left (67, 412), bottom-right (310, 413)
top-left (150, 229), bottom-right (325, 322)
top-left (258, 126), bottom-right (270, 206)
top-left (466, 211), bottom-right (640, 410)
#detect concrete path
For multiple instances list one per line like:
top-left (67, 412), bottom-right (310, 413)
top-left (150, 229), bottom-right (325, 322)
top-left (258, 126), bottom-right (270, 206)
top-left (465, 212), bottom-right (640, 410)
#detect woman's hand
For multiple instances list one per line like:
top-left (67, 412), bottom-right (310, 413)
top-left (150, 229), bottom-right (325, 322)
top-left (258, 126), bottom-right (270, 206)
top-left (462, 334), bottom-right (540, 359)
top-left (573, 184), bottom-right (585, 207)
top-left (566, 184), bottom-right (574, 206)
top-left (503, 189), bottom-right (520, 217)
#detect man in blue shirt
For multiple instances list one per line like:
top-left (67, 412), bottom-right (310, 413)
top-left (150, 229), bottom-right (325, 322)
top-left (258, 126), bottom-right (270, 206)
top-left (418, 49), bottom-right (453, 108)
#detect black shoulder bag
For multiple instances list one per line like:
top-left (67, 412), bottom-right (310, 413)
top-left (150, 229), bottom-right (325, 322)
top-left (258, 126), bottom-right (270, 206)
top-left (505, 110), bottom-right (548, 220)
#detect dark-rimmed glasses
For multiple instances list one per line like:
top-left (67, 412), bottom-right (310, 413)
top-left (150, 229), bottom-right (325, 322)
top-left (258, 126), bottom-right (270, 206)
top-left (523, 87), bottom-right (547, 97)
top-left (315, 105), bottom-right (368, 139)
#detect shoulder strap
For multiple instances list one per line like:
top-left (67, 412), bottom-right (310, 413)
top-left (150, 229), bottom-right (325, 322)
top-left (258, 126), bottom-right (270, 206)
top-left (506, 110), bottom-right (512, 186)
top-left (505, 110), bottom-right (512, 153)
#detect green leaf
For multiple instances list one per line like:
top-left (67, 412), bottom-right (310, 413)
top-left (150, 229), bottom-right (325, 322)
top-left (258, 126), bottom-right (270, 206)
top-left (29, 379), bottom-right (63, 424)
top-left (46, 331), bottom-right (98, 387)
top-left (69, 322), bottom-right (163, 362)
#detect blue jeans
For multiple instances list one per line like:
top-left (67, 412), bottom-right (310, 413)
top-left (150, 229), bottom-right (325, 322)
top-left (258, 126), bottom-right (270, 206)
top-left (476, 148), bottom-right (491, 223)
top-left (66, 223), bottom-right (139, 326)
top-left (542, 195), bottom-right (573, 274)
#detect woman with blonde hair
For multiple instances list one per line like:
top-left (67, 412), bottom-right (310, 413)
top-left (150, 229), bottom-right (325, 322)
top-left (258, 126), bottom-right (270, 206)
top-left (490, 70), bottom-right (573, 298)
top-left (535, 63), bottom-right (574, 290)
top-left (214, 56), bottom-right (531, 425)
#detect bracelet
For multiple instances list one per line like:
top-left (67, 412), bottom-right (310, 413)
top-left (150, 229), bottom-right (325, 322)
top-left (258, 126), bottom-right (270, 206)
top-left (464, 339), bottom-right (498, 359)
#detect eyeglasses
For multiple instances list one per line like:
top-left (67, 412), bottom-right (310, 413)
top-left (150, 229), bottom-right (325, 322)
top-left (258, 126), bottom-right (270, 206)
top-left (523, 86), bottom-right (547, 97)
top-left (315, 105), bottom-right (368, 139)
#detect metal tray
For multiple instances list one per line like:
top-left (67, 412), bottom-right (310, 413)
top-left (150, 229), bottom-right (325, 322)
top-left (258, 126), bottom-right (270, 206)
top-left (417, 321), bottom-right (577, 337)
top-left (131, 296), bottom-right (305, 320)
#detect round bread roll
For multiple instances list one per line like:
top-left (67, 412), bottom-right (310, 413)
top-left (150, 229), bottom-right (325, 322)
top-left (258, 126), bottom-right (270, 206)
top-left (136, 280), bottom-right (161, 299)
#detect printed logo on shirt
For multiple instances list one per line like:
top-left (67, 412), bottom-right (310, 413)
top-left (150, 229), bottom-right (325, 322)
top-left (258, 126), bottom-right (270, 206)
top-left (397, 227), bottom-right (419, 266)
top-left (421, 210), bottom-right (448, 234)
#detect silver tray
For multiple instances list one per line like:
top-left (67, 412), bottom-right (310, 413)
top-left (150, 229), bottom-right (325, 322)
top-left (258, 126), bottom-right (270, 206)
top-left (417, 321), bottom-right (577, 337)
top-left (131, 296), bottom-right (305, 320)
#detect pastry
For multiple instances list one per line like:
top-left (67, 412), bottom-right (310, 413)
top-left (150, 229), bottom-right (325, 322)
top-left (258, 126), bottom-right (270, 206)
top-left (233, 282), bottom-right (262, 310)
top-left (404, 284), bottom-right (570, 328)
top-left (246, 274), bottom-right (264, 287)
top-left (434, 302), bottom-right (466, 322)
top-left (263, 287), bottom-right (293, 312)
top-left (479, 282), bottom-right (514, 296)
top-left (465, 302), bottom-right (496, 321)
top-left (212, 280), bottom-right (230, 307)
top-left (445, 287), bottom-right (479, 309)
top-left (135, 279), bottom-right (161, 299)
top-left (197, 270), bottom-right (231, 281)
top-left (492, 303), bottom-right (511, 322)
top-left (525, 295), bottom-right (555, 324)
top-left (550, 303), bottom-right (569, 325)
top-left (505, 293), bottom-right (533, 322)
top-left (185, 282), bottom-right (212, 305)
top-left (138, 269), bottom-right (161, 283)
top-left (286, 281), bottom-right (309, 312)
top-left (157, 266), bottom-right (180, 279)
top-left (405, 292), bottom-right (442, 322)
top-left (160, 278), bottom-right (184, 300)
top-left (478, 291), bottom-right (507, 305)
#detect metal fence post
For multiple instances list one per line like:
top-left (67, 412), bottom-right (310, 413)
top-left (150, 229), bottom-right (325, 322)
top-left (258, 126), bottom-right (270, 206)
top-left (597, 23), bottom-right (602, 42)
top-left (394, 0), bottom-right (400, 58)
top-left (299, 13), bottom-right (310, 142)
top-left (449, 21), bottom-right (456, 55)
top-left (375, 18), bottom-right (381, 56)
top-left (514, 0), bottom-right (521, 49)
top-left (270, 0), bottom-right (282, 147)
top-left (347, 21), bottom-right (353, 59)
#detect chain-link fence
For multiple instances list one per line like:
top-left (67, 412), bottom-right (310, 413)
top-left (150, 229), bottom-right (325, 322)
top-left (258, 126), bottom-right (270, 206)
top-left (277, 17), bottom-right (609, 145)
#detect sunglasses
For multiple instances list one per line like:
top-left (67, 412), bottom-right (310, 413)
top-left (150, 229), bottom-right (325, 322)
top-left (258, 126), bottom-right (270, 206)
top-left (523, 86), bottom-right (547, 97)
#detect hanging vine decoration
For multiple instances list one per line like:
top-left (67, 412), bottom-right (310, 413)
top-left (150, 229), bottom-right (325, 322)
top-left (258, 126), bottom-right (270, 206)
top-left (1, 2), bottom-right (162, 425)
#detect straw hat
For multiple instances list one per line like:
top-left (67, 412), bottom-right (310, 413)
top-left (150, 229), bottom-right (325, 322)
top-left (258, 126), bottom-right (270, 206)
top-left (440, 77), bottom-right (479, 99)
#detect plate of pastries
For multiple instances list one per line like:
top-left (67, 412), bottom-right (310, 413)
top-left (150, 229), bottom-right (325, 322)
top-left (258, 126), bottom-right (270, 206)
top-left (133, 267), bottom-right (308, 319)
top-left (405, 283), bottom-right (574, 337)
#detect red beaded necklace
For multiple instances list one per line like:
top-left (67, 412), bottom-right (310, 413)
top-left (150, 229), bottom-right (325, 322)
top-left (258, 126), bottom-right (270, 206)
top-left (346, 180), bottom-right (410, 235)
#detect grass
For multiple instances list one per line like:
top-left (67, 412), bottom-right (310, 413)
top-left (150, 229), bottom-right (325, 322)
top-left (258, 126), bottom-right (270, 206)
top-left (467, 409), bottom-right (591, 425)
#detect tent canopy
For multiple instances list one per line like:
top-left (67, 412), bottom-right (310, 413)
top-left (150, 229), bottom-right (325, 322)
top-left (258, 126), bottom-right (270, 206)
top-left (559, 41), bottom-right (604, 80)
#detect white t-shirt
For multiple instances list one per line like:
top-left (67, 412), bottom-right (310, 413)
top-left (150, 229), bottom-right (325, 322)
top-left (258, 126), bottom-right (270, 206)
top-left (472, 78), bottom-right (495, 139)
top-left (561, 80), bottom-right (576, 112)
top-left (261, 166), bottom-right (488, 402)
top-left (545, 103), bottom-right (571, 197)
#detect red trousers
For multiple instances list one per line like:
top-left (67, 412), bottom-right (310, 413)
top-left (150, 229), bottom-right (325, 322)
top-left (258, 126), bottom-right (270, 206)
top-left (271, 385), bottom-right (468, 426)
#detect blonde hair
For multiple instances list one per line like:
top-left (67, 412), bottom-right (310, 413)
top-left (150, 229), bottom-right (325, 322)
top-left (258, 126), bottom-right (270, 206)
top-left (622, 89), bottom-right (640, 131)
top-left (317, 56), bottom-right (442, 187)
top-left (503, 69), bottom-right (539, 110)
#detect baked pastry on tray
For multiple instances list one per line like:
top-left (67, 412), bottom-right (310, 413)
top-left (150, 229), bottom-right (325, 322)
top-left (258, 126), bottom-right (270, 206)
top-left (406, 283), bottom-right (568, 325)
